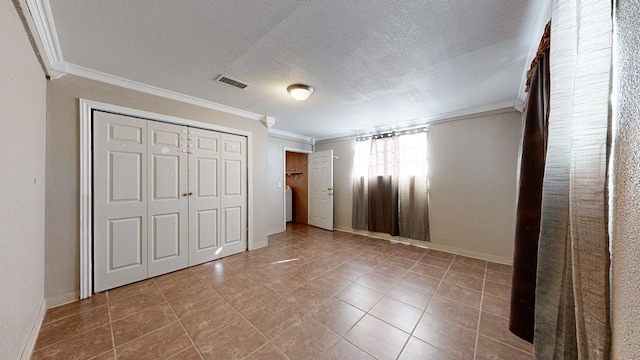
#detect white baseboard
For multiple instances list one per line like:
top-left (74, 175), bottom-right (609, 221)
top-left (46, 291), bottom-right (80, 309)
top-left (20, 298), bottom-right (46, 360)
top-left (249, 241), bottom-right (268, 251)
top-left (334, 225), bottom-right (513, 265)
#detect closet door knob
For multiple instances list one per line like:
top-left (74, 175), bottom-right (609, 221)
top-left (182, 193), bottom-right (189, 197)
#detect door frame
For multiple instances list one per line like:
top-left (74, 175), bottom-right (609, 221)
top-left (282, 147), bottom-right (312, 230)
top-left (79, 99), bottom-right (254, 299)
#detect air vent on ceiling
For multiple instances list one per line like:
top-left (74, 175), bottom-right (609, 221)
top-left (215, 75), bottom-right (249, 89)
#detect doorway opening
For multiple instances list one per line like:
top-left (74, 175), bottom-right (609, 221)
top-left (284, 150), bottom-right (309, 226)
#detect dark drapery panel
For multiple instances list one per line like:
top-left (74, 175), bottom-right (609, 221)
top-left (399, 175), bottom-right (430, 241)
top-left (367, 175), bottom-right (399, 236)
top-left (352, 175), bottom-right (368, 230)
top-left (509, 22), bottom-right (550, 343)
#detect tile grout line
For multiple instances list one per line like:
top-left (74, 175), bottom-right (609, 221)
top-left (479, 270), bottom-right (536, 356)
top-left (390, 251), bottom-right (433, 360)
top-left (31, 303), bottom-right (109, 356)
top-left (394, 251), bottom-right (456, 359)
top-left (190, 266), bottom-right (294, 360)
top-left (106, 290), bottom-right (117, 360)
top-left (472, 262), bottom-right (489, 360)
top-left (270, 260), bottom-right (358, 356)
top-left (336, 248), bottom-right (446, 359)
top-left (327, 248), bottom-right (406, 359)
top-left (108, 280), bottom-right (199, 358)
top-left (245, 240), bottom-right (399, 358)
top-left (153, 276), bottom-right (207, 360)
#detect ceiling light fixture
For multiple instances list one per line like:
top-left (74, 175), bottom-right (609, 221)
top-left (287, 84), bottom-right (314, 101)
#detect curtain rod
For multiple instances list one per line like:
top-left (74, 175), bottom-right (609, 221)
top-left (356, 126), bottom-right (428, 141)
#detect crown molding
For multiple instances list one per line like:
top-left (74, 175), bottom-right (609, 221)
top-left (516, 0), bottom-right (552, 104)
top-left (513, 98), bottom-right (525, 113)
top-left (25, 0), bottom-right (66, 79)
top-left (64, 62), bottom-right (265, 121)
top-left (261, 116), bottom-right (276, 128)
top-left (24, 0), bottom-right (266, 122)
top-left (314, 100), bottom-right (517, 141)
top-left (268, 128), bottom-right (314, 144)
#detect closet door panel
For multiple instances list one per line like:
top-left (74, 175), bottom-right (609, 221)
top-left (223, 206), bottom-right (242, 244)
top-left (152, 155), bottom-right (180, 199)
top-left (220, 133), bottom-right (247, 257)
top-left (109, 217), bottom-right (144, 269)
top-left (109, 152), bottom-right (143, 202)
top-left (188, 128), bottom-right (222, 266)
top-left (93, 111), bottom-right (148, 292)
top-left (196, 158), bottom-right (217, 197)
top-left (147, 122), bottom-right (189, 277)
top-left (196, 209), bottom-right (218, 250)
top-left (151, 213), bottom-right (181, 259)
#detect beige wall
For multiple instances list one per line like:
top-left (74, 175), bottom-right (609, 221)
top-left (316, 109), bottom-right (522, 262)
top-left (0, 1), bottom-right (47, 357)
top-left (612, 0), bottom-right (640, 357)
top-left (315, 138), bottom-right (355, 230)
top-left (267, 134), bottom-right (313, 234)
top-left (45, 75), bottom-right (269, 300)
top-left (428, 110), bottom-right (521, 260)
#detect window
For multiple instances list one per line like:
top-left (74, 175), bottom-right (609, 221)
top-left (352, 128), bottom-right (430, 241)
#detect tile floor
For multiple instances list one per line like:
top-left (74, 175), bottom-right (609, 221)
top-left (32, 224), bottom-right (533, 360)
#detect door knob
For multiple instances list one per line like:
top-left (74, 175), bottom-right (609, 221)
top-left (327, 187), bottom-right (333, 191)
top-left (182, 193), bottom-right (188, 197)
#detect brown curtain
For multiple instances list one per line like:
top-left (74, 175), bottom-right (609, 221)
top-left (399, 175), bottom-right (430, 241)
top-left (509, 22), bottom-right (550, 343)
top-left (352, 133), bottom-right (430, 241)
top-left (367, 175), bottom-right (399, 235)
top-left (352, 175), bottom-right (368, 230)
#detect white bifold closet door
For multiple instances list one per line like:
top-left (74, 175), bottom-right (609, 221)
top-left (93, 111), bottom-right (246, 292)
top-left (147, 121), bottom-right (189, 277)
top-left (93, 112), bottom-right (149, 291)
top-left (187, 127), bottom-right (221, 266)
top-left (219, 133), bottom-right (247, 257)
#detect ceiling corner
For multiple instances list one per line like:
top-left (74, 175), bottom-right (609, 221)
top-left (516, 0), bottom-right (552, 104)
top-left (25, 0), bottom-right (65, 77)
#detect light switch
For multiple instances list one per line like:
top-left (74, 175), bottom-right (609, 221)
top-left (278, 181), bottom-right (282, 188)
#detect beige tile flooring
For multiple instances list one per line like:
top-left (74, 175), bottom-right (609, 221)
top-left (32, 224), bottom-right (533, 360)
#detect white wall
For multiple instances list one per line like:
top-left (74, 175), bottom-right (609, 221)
top-left (267, 133), bottom-right (313, 234)
top-left (316, 109), bottom-right (522, 263)
top-left (0, 1), bottom-right (47, 358)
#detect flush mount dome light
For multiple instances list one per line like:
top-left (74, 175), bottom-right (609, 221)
top-left (287, 84), bottom-right (314, 101)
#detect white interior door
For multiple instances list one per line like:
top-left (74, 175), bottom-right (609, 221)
top-left (188, 128), bottom-right (221, 265)
top-left (219, 133), bottom-right (247, 257)
top-left (147, 121), bottom-right (189, 277)
top-left (93, 111), bottom-right (148, 292)
top-left (308, 150), bottom-right (334, 231)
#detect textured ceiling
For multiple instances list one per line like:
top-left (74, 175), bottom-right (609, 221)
top-left (48, 1), bottom-right (546, 139)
